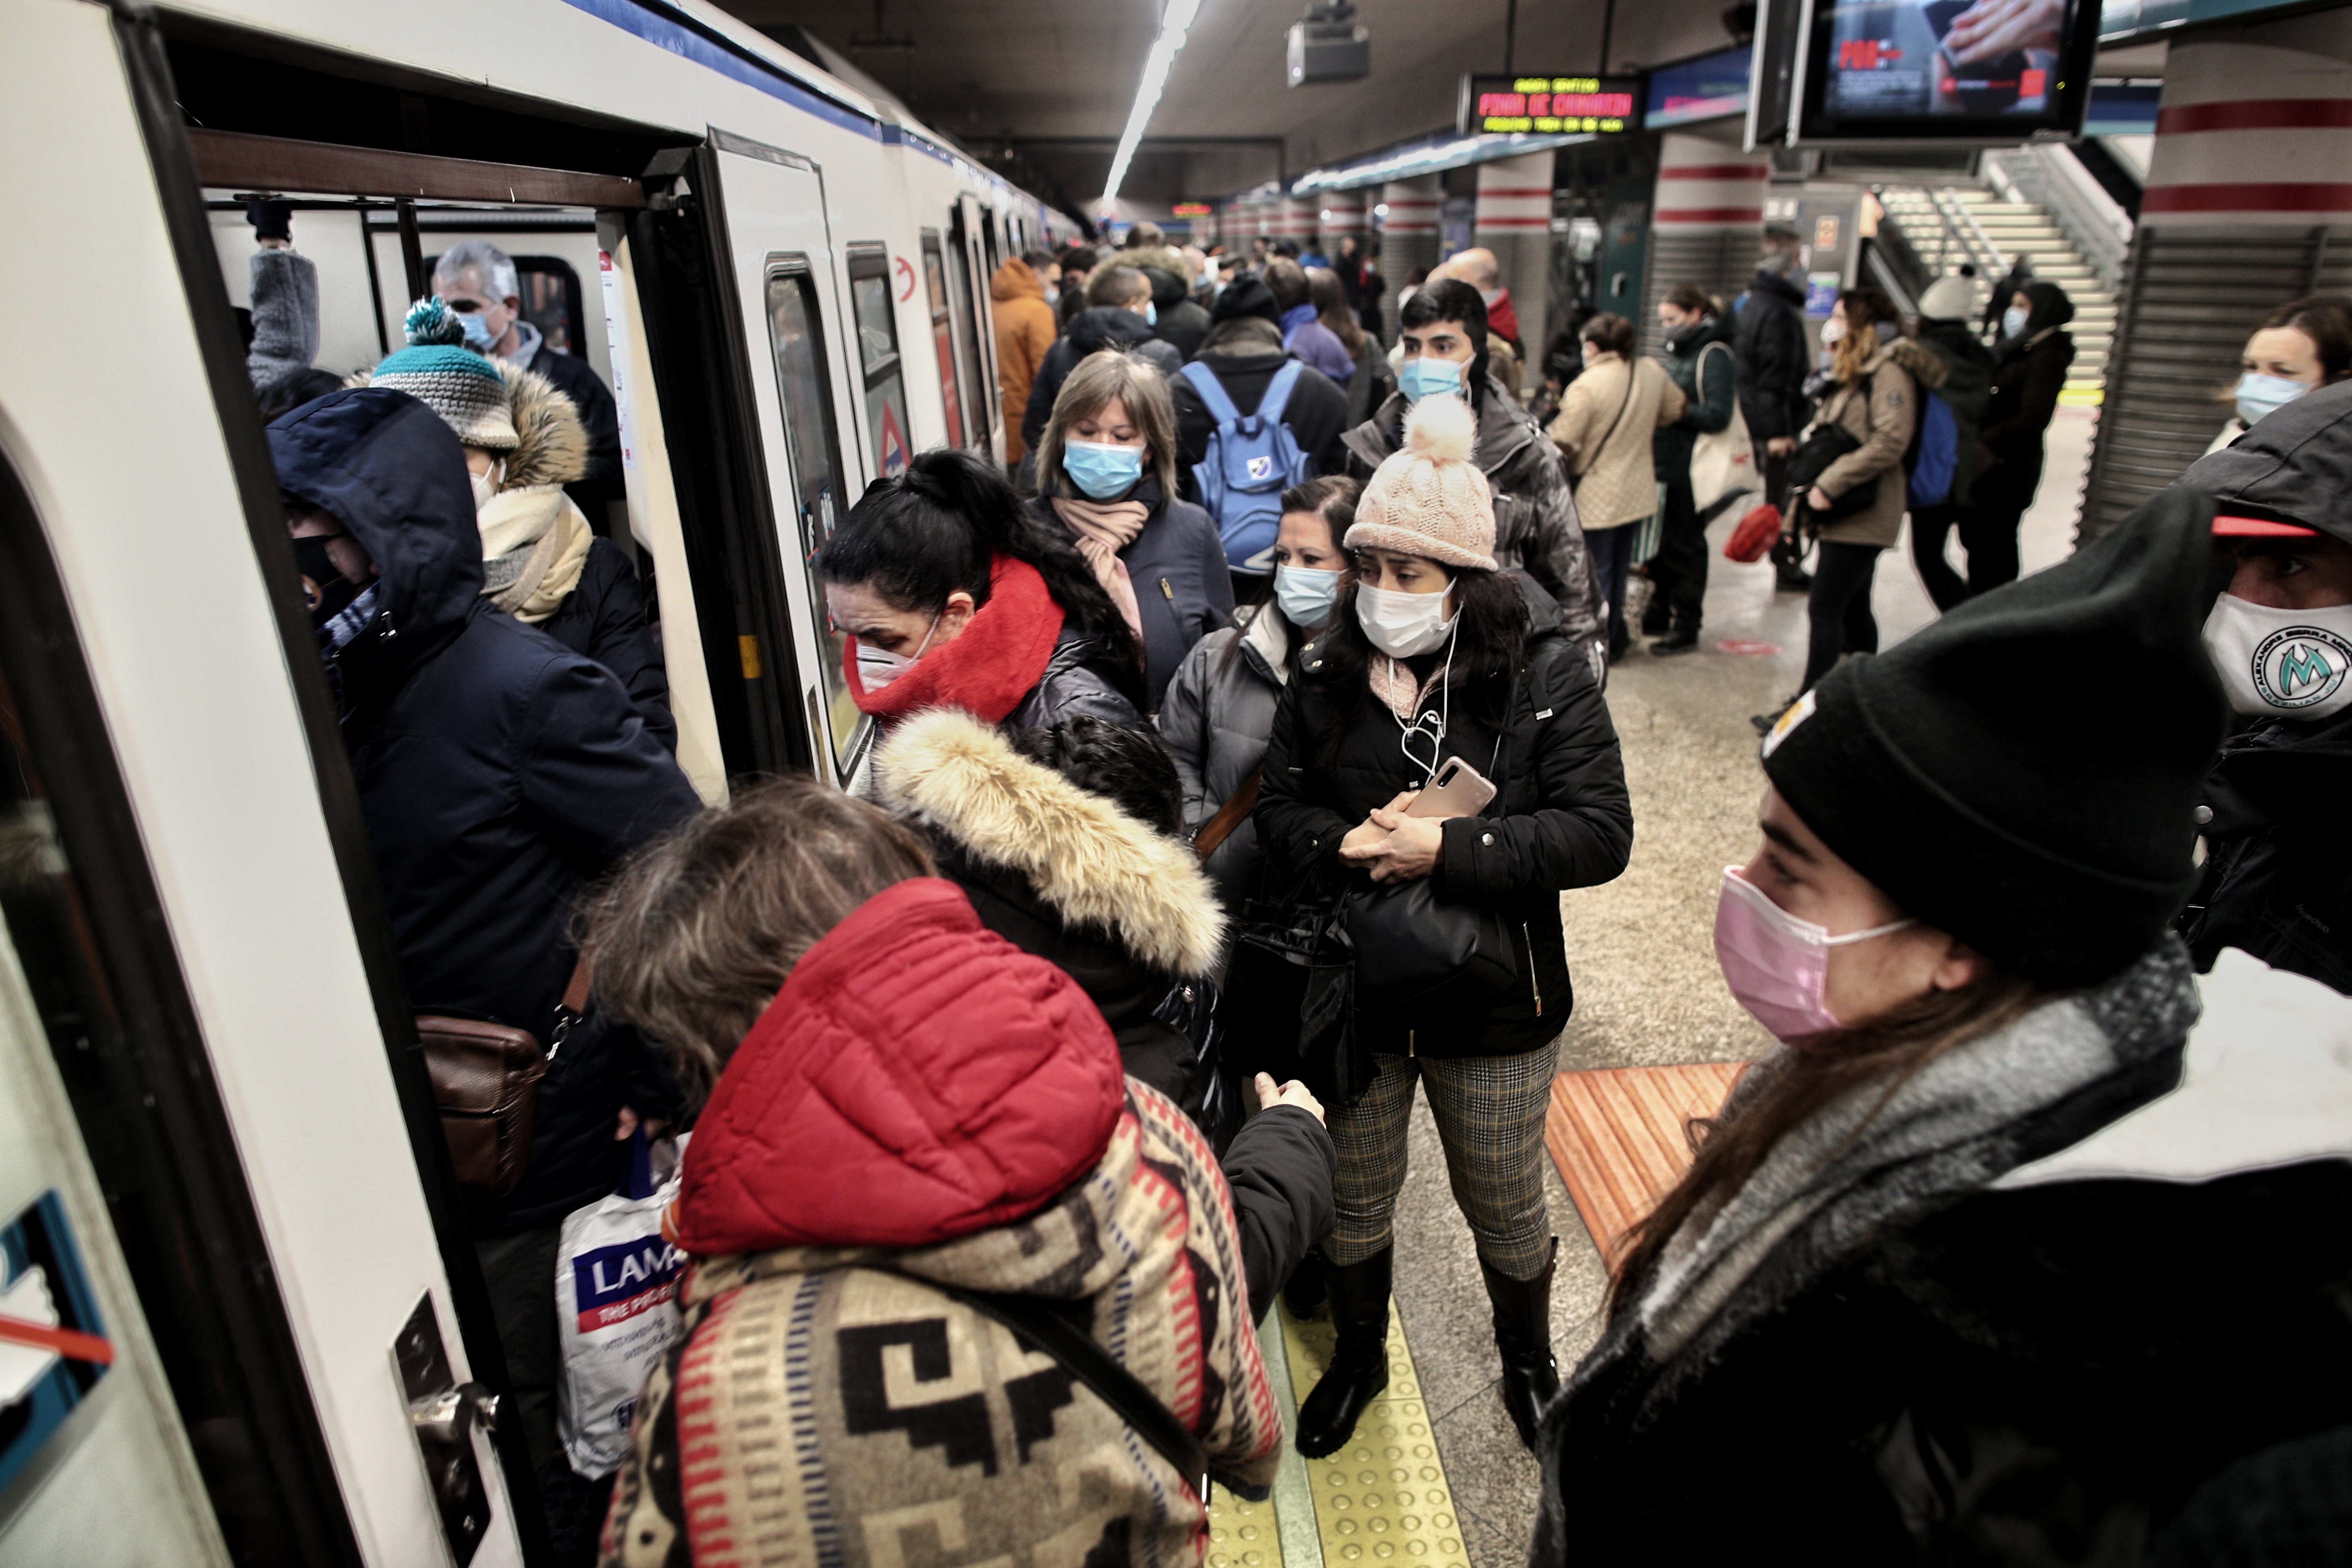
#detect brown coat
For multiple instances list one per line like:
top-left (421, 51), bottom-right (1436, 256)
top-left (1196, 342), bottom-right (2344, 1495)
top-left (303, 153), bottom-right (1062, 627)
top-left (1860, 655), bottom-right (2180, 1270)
top-left (1548, 353), bottom-right (1684, 531)
top-left (991, 258), bottom-right (1057, 464)
top-left (1810, 341), bottom-right (1916, 548)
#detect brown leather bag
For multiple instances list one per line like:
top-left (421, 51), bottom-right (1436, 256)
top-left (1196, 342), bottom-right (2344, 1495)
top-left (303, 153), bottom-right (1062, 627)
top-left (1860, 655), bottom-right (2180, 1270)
top-left (1192, 768), bottom-right (1262, 863)
top-left (416, 957), bottom-right (591, 1195)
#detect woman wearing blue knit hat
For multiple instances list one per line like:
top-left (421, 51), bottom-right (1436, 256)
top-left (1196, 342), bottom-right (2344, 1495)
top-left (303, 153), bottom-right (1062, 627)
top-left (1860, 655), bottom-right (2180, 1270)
top-left (368, 298), bottom-right (673, 750)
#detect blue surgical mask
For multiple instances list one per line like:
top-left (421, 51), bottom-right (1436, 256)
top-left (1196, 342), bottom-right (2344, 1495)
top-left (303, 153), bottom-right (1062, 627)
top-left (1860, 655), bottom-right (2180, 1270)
top-left (1274, 565), bottom-right (1344, 629)
top-left (1063, 439), bottom-right (1145, 500)
top-left (1144, 300), bottom-right (1159, 327)
top-left (1399, 357), bottom-right (1464, 404)
top-left (2002, 305), bottom-right (2030, 340)
top-left (2236, 371), bottom-right (2312, 428)
top-left (457, 309), bottom-right (497, 352)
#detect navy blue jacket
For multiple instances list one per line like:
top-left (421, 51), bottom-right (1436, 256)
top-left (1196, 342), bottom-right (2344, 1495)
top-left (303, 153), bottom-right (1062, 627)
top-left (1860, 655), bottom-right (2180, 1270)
top-left (540, 537), bottom-right (676, 752)
top-left (269, 389), bottom-right (701, 1231)
top-left (1026, 484), bottom-right (1231, 714)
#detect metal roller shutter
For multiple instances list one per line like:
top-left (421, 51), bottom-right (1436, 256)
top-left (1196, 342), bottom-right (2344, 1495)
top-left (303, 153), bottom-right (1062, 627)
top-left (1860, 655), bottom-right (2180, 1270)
top-left (1640, 228), bottom-right (1755, 355)
top-left (2082, 224), bottom-right (2352, 541)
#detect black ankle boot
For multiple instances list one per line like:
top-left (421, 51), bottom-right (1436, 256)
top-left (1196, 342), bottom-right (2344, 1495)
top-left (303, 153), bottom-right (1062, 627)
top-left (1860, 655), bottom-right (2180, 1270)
top-left (1651, 620), bottom-right (1701, 656)
top-left (1481, 1240), bottom-right (1561, 1450)
top-left (1295, 1248), bottom-right (1392, 1458)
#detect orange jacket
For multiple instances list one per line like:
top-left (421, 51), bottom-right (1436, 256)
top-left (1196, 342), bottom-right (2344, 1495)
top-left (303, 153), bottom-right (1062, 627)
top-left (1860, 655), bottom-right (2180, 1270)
top-left (991, 258), bottom-right (1057, 463)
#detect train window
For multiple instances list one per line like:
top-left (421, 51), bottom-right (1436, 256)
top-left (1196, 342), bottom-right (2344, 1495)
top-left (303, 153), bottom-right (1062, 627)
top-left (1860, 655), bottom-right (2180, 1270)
top-left (919, 234), bottom-right (972, 448)
top-left (762, 262), bottom-right (863, 775)
top-left (845, 247), bottom-right (913, 479)
top-left (424, 251), bottom-right (587, 358)
top-left (942, 213), bottom-right (990, 448)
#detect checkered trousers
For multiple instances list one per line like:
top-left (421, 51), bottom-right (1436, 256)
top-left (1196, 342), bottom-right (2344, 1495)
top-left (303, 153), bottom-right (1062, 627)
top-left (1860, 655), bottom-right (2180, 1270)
top-left (1323, 1040), bottom-right (1560, 1281)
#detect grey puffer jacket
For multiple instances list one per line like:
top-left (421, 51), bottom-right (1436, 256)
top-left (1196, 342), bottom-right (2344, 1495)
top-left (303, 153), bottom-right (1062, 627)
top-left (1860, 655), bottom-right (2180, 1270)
top-left (1158, 603), bottom-right (1324, 908)
top-left (1343, 380), bottom-right (1607, 682)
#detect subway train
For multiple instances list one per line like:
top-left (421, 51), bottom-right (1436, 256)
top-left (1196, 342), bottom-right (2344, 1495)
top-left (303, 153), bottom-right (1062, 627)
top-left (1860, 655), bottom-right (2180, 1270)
top-left (0, 0), bottom-right (1077, 1561)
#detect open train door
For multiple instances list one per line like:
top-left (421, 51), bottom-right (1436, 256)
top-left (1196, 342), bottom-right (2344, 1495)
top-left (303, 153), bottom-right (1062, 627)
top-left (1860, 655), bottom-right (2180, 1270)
top-left (0, 3), bottom-right (545, 1562)
top-left (952, 194), bottom-right (1008, 461)
top-left (698, 130), bottom-right (878, 783)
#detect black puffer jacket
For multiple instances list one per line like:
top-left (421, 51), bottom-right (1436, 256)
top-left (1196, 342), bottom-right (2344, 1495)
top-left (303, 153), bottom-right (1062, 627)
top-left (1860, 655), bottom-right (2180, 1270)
top-left (1976, 281), bottom-right (2077, 514)
top-left (1254, 580), bottom-right (1633, 1057)
top-left (1143, 264), bottom-right (1212, 361)
top-left (268, 388), bottom-right (702, 1231)
top-left (537, 540), bottom-right (673, 751)
top-left (2183, 711), bottom-right (2352, 994)
top-left (1733, 268), bottom-right (1811, 441)
top-left (1007, 628), bottom-right (1146, 732)
top-left (1021, 308), bottom-right (1185, 455)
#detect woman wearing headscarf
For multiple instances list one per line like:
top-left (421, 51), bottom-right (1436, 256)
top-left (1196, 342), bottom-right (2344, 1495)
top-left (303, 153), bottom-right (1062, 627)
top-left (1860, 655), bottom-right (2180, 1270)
top-left (1026, 349), bottom-right (1231, 714)
top-left (1960, 279), bottom-right (2075, 595)
top-left (1257, 392), bottom-right (1633, 1460)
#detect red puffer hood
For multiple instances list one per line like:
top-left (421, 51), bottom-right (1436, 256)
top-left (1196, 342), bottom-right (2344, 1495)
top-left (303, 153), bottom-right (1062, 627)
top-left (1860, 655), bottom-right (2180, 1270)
top-left (673, 878), bottom-right (1124, 1257)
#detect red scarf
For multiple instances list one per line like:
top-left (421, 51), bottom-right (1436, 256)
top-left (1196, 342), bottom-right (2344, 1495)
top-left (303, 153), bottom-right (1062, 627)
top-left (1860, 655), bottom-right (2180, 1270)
top-left (842, 554), bottom-right (1066, 725)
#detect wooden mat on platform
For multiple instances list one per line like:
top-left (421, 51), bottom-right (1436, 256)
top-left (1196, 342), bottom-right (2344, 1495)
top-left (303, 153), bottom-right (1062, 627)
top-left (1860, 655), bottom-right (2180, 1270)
top-left (1546, 1063), bottom-right (1744, 1273)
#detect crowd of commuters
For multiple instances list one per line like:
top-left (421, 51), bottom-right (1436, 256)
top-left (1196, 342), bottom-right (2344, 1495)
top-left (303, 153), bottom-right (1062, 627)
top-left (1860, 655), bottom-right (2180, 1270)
top-left (244, 204), bottom-right (2352, 1567)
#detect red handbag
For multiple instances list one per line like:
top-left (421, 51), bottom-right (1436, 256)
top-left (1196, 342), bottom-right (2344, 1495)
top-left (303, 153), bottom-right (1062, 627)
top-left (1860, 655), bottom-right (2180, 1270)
top-left (1724, 502), bottom-right (1784, 564)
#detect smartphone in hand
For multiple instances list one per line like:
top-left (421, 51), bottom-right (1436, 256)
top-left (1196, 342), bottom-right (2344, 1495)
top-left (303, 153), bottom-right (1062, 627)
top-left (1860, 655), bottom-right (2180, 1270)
top-left (1404, 756), bottom-right (1498, 820)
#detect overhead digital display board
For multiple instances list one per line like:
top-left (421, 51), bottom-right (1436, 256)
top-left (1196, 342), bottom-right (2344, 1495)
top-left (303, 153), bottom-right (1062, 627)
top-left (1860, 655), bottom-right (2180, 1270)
top-left (1457, 76), bottom-right (1643, 137)
top-left (1790, 0), bottom-right (2099, 143)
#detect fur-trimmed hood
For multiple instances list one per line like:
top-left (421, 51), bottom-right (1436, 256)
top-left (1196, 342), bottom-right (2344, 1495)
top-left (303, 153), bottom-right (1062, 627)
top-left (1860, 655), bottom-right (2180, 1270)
top-left (1886, 336), bottom-right (1951, 392)
top-left (347, 356), bottom-right (588, 492)
top-left (874, 708), bottom-right (1224, 977)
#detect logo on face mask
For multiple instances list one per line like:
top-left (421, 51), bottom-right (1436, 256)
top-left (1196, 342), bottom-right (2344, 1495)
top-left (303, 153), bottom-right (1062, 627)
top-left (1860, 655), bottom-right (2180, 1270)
top-left (2254, 625), bottom-right (2352, 709)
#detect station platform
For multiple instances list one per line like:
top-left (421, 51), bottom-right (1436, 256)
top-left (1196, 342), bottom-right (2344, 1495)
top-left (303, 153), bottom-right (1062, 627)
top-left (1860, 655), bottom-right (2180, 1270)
top-left (1210, 406), bottom-right (2095, 1568)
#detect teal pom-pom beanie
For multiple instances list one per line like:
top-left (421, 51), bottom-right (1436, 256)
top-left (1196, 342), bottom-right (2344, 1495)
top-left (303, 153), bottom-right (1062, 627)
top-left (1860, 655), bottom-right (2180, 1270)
top-left (372, 296), bottom-right (517, 450)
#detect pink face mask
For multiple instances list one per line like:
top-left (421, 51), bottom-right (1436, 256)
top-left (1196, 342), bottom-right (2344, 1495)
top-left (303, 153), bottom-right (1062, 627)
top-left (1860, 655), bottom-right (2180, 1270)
top-left (1714, 867), bottom-right (1914, 1043)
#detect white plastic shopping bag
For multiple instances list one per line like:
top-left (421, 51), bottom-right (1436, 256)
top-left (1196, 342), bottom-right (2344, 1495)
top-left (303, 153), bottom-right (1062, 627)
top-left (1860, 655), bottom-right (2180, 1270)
top-left (554, 1131), bottom-right (688, 1477)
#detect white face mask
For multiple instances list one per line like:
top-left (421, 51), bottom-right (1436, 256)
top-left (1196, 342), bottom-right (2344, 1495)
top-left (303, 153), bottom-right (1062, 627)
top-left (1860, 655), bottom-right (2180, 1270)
top-left (469, 461), bottom-right (503, 512)
top-left (853, 616), bottom-right (940, 693)
top-left (2003, 305), bottom-right (2031, 339)
top-left (1356, 582), bottom-right (1455, 658)
top-left (1819, 318), bottom-right (1846, 346)
top-left (2201, 593), bottom-right (2352, 721)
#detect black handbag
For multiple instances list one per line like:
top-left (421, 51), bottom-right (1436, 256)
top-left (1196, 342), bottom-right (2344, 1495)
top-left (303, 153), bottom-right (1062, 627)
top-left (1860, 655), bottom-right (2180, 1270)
top-left (1221, 894), bottom-right (1375, 1110)
top-left (1785, 377), bottom-right (1875, 521)
top-left (1150, 973), bottom-right (1239, 1148)
top-left (1340, 878), bottom-right (1521, 1010)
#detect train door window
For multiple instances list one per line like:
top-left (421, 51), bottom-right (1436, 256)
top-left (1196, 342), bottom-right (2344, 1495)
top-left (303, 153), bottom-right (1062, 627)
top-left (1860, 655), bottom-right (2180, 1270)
top-left (763, 262), bottom-right (864, 775)
top-left (943, 212), bottom-right (989, 447)
top-left (980, 207), bottom-right (1001, 277)
top-left (919, 234), bottom-right (973, 448)
top-left (424, 251), bottom-right (588, 358)
top-left (845, 246), bottom-right (913, 479)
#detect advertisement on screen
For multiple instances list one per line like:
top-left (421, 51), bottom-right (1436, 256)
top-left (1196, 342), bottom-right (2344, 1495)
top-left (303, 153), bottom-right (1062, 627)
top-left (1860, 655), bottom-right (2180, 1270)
top-left (1791, 0), bottom-right (2098, 143)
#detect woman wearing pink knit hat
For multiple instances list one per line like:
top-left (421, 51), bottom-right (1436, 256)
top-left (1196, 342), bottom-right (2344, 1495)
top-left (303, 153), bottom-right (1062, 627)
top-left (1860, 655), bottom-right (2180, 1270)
top-left (1256, 393), bottom-right (1634, 1459)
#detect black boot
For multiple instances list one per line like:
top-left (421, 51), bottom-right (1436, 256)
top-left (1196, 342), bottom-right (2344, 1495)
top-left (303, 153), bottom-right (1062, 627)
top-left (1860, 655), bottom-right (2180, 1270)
top-left (1651, 616), bottom-right (1701, 656)
top-left (1281, 1250), bottom-right (1328, 1319)
top-left (1481, 1240), bottom-right (1561, 1450)
top-left (1295, 1248), bottom-right (1392, 1458)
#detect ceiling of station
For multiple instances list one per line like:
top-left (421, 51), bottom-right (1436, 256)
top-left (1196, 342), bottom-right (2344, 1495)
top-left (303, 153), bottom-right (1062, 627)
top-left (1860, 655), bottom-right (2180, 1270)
top-left (713, 0), bottom-right (1748, 211)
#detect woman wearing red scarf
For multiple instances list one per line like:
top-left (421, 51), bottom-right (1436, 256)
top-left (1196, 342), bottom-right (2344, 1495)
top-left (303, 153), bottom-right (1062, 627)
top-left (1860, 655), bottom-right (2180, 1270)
top-left (822, 448), bottom-right (1148, 732)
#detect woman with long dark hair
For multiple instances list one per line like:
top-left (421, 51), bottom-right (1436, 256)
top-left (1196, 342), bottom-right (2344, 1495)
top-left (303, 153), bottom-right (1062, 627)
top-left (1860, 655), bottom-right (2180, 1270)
top-left (1534, 488), bottom-right (2352, 1561)
top-left (1257, 394), bottom-right (1633, 1459)
top-left (821, 446), bottom-right (1146, 733)
top-left (1313, 266), bottom-right (1394, 425)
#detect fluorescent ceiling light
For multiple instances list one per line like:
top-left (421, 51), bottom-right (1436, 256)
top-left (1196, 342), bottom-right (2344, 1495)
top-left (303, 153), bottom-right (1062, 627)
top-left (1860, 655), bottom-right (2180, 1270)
top-left (1102, 0), bottom-right (1201, 207)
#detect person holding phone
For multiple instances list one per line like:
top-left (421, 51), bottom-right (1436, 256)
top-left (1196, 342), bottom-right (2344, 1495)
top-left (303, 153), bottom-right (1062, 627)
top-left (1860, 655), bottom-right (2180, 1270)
top-left (1256, 392), bottom-right (1634, 1461)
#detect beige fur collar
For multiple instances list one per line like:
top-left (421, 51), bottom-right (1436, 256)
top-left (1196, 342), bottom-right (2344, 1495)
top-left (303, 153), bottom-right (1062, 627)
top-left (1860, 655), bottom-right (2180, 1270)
top-left (494, 359), bottom-right (589, 490)
top-left (874, 708), bottom-right (1225, 976)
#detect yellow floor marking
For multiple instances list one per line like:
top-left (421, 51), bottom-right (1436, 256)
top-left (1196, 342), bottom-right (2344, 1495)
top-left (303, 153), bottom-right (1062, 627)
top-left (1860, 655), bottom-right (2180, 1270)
top-left (1280, 1302), bottom-right (1471, 1568)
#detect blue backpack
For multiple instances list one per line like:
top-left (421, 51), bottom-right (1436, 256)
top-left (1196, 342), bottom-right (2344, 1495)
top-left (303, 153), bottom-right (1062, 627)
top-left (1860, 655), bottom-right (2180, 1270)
top-left (1180, 360), bottom-right (1316, 574)
top-left (1907, 389), bottom-right (1959, 509)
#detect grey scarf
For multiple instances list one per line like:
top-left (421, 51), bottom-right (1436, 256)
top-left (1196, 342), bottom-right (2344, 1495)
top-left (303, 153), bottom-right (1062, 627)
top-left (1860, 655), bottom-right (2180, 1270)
top-left (1573, 939), bottom-right (2198, 1411)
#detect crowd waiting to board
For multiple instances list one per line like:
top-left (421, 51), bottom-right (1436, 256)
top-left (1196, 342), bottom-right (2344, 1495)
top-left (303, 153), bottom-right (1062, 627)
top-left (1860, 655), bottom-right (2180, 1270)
top-left (242, 202), bottom-right (2352, 1564)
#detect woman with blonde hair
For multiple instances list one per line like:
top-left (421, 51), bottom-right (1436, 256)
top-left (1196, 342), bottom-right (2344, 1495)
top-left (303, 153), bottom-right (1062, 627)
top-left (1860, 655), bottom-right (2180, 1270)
top-left (1029, 349), bottom-right (1231, 713)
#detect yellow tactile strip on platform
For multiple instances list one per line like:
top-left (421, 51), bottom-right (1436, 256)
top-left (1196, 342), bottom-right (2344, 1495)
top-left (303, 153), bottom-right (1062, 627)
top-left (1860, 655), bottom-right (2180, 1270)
top-left (1209, 1300), bottom-right (1470, 1568)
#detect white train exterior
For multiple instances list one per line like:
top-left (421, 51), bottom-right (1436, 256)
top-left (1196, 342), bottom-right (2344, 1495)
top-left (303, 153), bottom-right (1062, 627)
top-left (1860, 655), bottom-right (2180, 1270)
top-left (0, 0), bottom-right (1077, 1561)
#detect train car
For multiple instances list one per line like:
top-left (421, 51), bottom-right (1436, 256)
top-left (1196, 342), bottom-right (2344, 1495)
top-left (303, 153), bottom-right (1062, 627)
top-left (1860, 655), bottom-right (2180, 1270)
top-left (0, 0), bottom-right (1076, 1561)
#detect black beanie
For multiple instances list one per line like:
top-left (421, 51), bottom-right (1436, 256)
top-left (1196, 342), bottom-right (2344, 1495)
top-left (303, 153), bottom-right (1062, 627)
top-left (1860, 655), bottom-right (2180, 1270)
top-left (1211, 275), bottom-right (1282, 327)
top-left (2180, 375), bottom-right (2352, 548)
top-left (1760, 484), bottom-right (2228, 986)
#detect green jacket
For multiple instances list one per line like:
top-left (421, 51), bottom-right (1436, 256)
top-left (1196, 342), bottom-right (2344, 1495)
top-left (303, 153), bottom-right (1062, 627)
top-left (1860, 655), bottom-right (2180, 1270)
top-left (1654, 315), bottom-right (1739, 473)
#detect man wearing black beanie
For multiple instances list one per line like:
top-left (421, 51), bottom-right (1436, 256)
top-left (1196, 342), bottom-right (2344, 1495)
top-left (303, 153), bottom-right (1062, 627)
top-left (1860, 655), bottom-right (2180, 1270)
top-left (1530, 485), bottom-right (2352, 1560)
top-left (1171, 273), bottom-right (1352, 538)
top-left (2175, 377), bottom-right (2352, 995)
